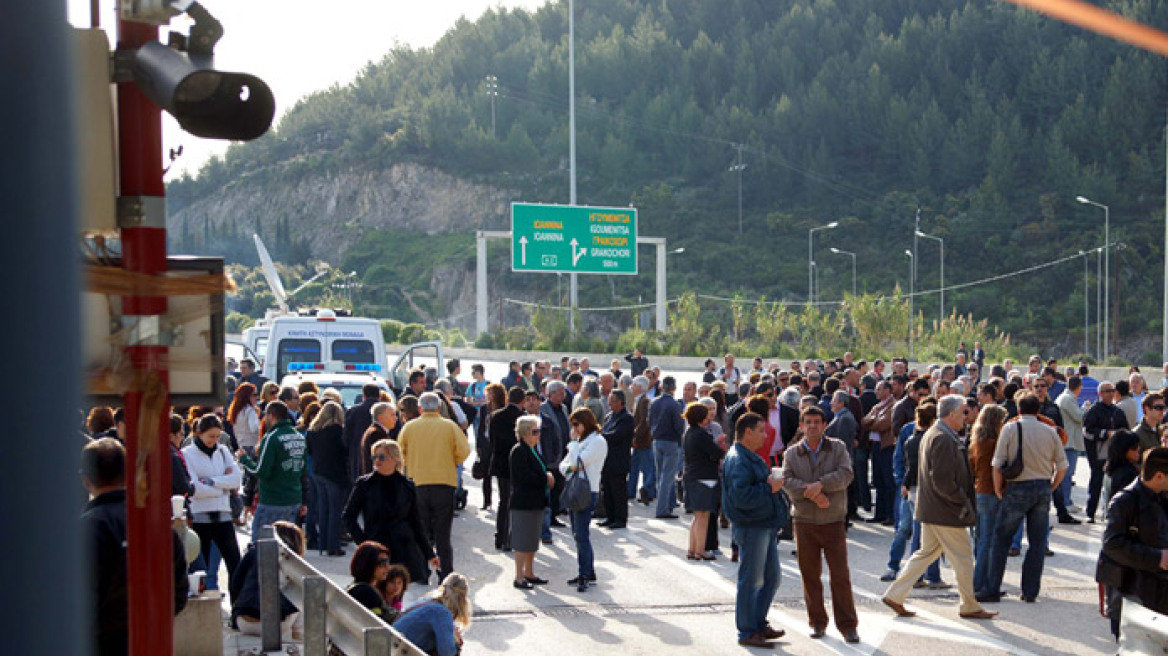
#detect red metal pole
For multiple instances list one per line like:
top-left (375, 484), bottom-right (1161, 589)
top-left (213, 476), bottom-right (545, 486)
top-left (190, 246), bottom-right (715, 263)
top-left (116, 18), bottom-right (173, 656)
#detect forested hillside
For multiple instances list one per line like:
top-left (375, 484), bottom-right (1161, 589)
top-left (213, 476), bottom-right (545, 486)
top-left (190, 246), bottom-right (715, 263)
top-left (167, 0), bottom-right (1168, 360)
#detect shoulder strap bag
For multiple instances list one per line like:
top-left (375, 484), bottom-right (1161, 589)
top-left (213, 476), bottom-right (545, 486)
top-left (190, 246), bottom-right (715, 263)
top-left (999, 422), bottom-right (1025, 481)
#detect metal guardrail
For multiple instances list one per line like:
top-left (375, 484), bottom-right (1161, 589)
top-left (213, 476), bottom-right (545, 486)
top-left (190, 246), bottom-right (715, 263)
top-left (1119, 596), bottom-right (1168, 655)
top-left (256, 529), bottom-right (427, 656)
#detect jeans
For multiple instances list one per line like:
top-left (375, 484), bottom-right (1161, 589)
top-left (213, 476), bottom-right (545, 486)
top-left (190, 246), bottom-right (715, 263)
top-left (653, 441), bottom-right (681, 517)
top-left (628, 447), bottom-right (656, 500)
top-left (886, 493), bottom-right (941, 582)
top-left (887, 494), bottom-right (940, 582)
top-left (312, 477), bottom-right (347, 553)
top-left (570, 492), bottom-right (599, 578)
top-left (871, 445), bottom-right (895, 520)
top-left (252, 503), bottom-right (300, 540)
top-left (1059, 448), bottom-right (1080, 507)
top-left (852, 445), bottom-right (870, 511)
top-left (986, 479), bottom-right (1051, 598)
top-left (973, 492), bottom-right (1000, 594)
top-left (732, 525), bottom-right (781, 641)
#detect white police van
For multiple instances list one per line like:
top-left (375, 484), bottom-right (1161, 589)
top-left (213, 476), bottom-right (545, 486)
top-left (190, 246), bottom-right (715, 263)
top-left (259, 309), bottom-right (444, 396)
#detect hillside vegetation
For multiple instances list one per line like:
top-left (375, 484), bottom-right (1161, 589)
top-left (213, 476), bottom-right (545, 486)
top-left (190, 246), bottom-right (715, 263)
top-left (168, 0), bottom-right (1168, 361)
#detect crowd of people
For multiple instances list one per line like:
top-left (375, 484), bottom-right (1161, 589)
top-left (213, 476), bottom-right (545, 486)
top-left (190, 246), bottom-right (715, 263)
top-left (82, 345), bottom-right (1168, 653)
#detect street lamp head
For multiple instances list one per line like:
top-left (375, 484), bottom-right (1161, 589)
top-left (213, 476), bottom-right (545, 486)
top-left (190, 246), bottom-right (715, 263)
top-left (915, 230), bottom-right (927, 237)
top-left (904, 250), bottom-right (913, 258)
top-left (826, 221), bottom-right (839, 229)
top-left (1075, 195), bottom-right (1090, 204)
top-left (829, 247), bottom-right (841, 254)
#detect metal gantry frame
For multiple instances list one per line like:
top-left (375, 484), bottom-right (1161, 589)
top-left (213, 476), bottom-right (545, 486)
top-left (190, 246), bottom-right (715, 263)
top-left (476, 231), bottom-right (671, 336)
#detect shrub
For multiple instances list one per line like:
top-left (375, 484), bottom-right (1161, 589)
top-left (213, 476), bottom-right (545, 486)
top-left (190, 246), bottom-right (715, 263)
top-left (380, 319), bottom-right (404, 344)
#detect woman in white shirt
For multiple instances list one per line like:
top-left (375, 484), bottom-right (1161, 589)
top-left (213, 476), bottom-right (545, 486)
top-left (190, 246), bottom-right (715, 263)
top-left (560, 407), bottom-right (608, 593)
top-left (228, 383), bottom-right (262, 453)
top-left (183, 414), bottom-right (243, 589)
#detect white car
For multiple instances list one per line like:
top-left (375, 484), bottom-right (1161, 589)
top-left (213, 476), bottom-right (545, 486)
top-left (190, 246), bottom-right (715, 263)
top-left (280, 364), bottom-right (395, 408)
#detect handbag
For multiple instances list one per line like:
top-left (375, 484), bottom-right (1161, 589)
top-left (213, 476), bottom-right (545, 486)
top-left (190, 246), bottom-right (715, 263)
top-left (471, 458), bottom-right (488, 481)
top-left (999, 422), bottom-right (1025, 481)
top-left (562, 455), bottom-right (592, 512)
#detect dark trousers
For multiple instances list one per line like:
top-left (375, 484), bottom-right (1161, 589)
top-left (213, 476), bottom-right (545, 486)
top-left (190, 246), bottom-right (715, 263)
top-left (601, 470), bottom-right (628, 525)
top-left (416, 484), bottom-right (456, 578)
top-left (872, 444), bottom-right (895, 520)
top-left (1085, 438), bottom-right (1106, 519)
top-left (852, 444), bottom-right (871, 511)
top-left (794, 521), bottom-right (858, 632)
top-left (495, 476), bottom-right (512, 548)
top-left (705, 497), bottom-right (721, 551)
top-left (481, 473), bottom-right (493, 509)
top-left (192, 520), bottom-right (242, 590)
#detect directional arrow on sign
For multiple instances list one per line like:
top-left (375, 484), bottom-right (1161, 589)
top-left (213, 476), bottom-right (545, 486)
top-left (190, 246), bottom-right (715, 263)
top-left (570, 238), bottom-right (586, 266)
top-left (519, 236), bottom-right (528, 265)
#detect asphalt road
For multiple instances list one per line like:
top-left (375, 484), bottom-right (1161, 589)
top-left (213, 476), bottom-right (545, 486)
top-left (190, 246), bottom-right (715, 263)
top-left (284, 464), bottom-right (1113, 656)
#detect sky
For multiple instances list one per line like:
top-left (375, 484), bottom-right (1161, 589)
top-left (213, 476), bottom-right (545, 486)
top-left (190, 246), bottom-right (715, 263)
top-left (68, 0), bottom-right (549, 178)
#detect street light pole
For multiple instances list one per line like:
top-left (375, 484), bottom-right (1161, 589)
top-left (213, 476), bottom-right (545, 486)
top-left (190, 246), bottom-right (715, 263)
top-left (730, 144), bottom-right (746, 234)
top-left (484, 75), bottom-right (498, 139)
top-left (568, 0), bottom-right (577, 337)
top-left (808, 221), bottom-right (839, 305)
top-left (829, 247), bottom-right (857, 298)
top-left (905, 249), bottom-right (914, 357)
top-left (1080, 250), bottom-right (1091, 357)
top-left (916, 230), bottom-right (944, 324)
top-left (1077, 196), bottom-right (1110, 359)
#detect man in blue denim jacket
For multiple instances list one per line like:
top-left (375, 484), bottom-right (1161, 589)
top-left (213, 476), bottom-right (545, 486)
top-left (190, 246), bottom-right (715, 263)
top-left (722, 413), bottom-right (788, 648)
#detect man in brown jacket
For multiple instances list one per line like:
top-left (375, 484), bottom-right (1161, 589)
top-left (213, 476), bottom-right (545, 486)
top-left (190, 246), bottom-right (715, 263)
top-left (358, 402), bottom-right (397, 476)
top-left (862, 381), bottom-right (896, 524)
top-left (882, 394), bottom-right (997, 620)
top-left (780, 406), bottom-right (859, 644)
top-left (628, 376), bottom-right (656, 505)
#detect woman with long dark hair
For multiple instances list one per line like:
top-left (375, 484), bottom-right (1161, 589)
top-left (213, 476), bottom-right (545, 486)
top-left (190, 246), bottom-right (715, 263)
top-left (182, 414), bottom-right (243, 591)
top-left (227, 383), bottom-right (261, 455)
top-left (477, 383), bottom-right (506, 511)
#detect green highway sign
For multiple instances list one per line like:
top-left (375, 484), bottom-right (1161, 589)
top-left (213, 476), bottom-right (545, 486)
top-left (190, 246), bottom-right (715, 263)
top-left (511, 203), bottom-right (638, 275)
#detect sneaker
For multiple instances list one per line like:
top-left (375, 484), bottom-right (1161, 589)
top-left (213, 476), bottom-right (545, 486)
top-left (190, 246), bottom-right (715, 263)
top-left (927, 581), bottom-right (953, 590)
top-left (880, 569), bottom-right (898, 582)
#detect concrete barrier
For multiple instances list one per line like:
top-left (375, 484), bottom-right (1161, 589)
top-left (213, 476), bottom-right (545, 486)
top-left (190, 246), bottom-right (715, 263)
top-left (1119, 596), bottom-right (1168, 655)
top-left (173, 594), bottom-right (223, 656)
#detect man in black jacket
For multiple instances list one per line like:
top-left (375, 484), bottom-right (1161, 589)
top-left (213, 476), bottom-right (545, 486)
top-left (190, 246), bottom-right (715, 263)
top-left (1084, 382), bottom-right (1130, 522)
top-left (599, 390), bottom-right (635, 529)
top-left (83, 438), bottom-right (188, 656)
top-left (1100, 447), bottom-right (1168, 638)
top-left (344, 383), bottom-right (380, 483)
top-left (490, 386), bottom-right (527, 550)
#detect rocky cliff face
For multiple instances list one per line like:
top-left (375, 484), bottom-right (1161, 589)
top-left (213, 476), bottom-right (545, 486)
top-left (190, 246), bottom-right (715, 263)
top-left (168, 161), bottom-right (514, 260)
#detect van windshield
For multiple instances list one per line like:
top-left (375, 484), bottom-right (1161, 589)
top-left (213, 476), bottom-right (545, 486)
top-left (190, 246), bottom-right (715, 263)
top-left (277, 339), bottom-right (321, 378)
top-left (331, 340), bottom-right (376, 365)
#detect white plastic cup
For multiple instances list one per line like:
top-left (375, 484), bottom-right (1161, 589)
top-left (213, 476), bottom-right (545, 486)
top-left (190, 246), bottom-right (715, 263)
top-left (187, 571), bottom-right (205, 597)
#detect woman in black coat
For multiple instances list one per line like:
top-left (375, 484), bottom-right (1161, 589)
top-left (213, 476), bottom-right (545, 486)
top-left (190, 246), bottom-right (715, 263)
top-left (1104, 430), bottom-right (1142, 507)
top-left (342, 439), bottom-right (438, 584)
top-left (306, 401), bottom-right (349, 556)
top-left (682, 402), bottom-right (724, 561)
top-left (509, 415), bottom-right (553, 589)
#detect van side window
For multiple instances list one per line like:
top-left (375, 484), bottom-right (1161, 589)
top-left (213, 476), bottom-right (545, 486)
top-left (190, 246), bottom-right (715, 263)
top-left (277, 339), bottom-right (321, 378)
top-left (331, 340), bottom-right (375, 365)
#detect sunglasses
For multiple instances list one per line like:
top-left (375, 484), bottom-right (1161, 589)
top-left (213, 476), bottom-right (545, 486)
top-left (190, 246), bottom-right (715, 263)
top-left (376, 558), bottom-right (390, 566)
top-left (1153, 405), bottom-right (1167, 411)
top-left (372, 454), bottom-right (390, 462)
top-left (531, 429), bottom-right (542, 434)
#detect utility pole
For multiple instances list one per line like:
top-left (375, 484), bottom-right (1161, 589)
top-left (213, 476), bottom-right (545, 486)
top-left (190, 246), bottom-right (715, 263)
top-left (729, 144), bottom-right (746, 233)
top-left (484, 75), bottom-right (498, 139)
